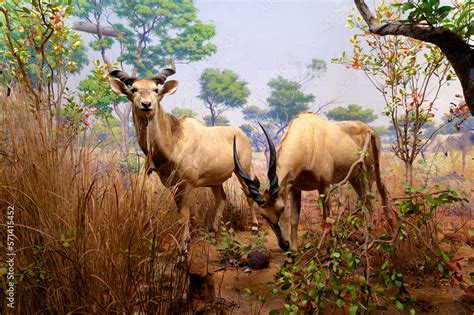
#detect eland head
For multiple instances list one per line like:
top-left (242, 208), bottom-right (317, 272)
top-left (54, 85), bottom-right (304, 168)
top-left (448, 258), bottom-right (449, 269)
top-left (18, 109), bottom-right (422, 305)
top-left (109, 63), bottom-right (177, 118)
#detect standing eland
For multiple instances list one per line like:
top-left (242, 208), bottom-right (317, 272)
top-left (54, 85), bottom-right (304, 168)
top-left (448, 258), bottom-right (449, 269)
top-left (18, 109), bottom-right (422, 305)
top-left (109, 64), bottom-right (259, 249)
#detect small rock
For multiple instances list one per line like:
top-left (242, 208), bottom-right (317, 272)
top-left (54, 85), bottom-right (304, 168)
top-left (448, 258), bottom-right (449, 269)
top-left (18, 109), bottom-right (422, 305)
top-left (246, 250), bottom-right (270, 270)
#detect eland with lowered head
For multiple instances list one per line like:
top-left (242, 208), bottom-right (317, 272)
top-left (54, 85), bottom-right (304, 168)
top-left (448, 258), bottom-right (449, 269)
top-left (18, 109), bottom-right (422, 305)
top-left (234, 113), bottom-right (385, 251)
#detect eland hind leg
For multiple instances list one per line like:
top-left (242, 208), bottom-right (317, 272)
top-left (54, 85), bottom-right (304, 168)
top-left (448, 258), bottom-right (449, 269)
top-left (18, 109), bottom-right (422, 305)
top-left (349, 173), bottom-right (375, 219)
top-left (320, 186), bottom-right (331, 229)
top-left (211, 185), bottom-right (227, 233)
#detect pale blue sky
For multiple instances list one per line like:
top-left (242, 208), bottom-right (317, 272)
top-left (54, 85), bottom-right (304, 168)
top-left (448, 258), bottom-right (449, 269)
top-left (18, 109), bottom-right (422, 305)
top-left (73, 0), bottom-right (462, 126)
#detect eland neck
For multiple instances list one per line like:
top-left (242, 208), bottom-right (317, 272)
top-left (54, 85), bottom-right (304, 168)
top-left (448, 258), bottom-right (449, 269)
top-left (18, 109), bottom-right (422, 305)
top-left (132, 105), bottom-right (181, 163)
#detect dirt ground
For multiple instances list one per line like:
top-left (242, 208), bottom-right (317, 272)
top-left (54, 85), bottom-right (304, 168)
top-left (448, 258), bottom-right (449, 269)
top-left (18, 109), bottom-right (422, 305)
top-left (188, 151), bottom-right (473, 314)
top-left (190, 222), bottom-right (473, 314)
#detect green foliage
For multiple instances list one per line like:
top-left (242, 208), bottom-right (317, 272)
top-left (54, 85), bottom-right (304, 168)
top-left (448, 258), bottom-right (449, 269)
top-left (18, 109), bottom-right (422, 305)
top-left (242, 105), bottom-right (268, 121)
top-left (74, 0), bottom-right (217, 76)
top-left (79, 60), bottom-right (124, 119)
top-left (121, 154), bottom-right (144, 174)
top-left (208, 221), bottom-right (268, 265)
top-left (267, 76), bottom-right (314, 133)
top-left (199, 68), bottom-right (250, 126)
top-left (326, 104), bottom-right (378, 123)
top-left (239, 123), bottom-right (254, 138)
top-left (203, 115), bottom-right (230, 126)
top-left (274, 231), bottom-right (412, 314)
top-left (0, 0), bottom-right (87, 104)
top-left (244, 287), bottom-right (267, 315)
top-left (273, 186), bottom-right (467, 314)
top-left (171, 107), bottom-right (197, 118)
top-left (62, 94), bottom-right (94, 135)
top-left (73, 0), bottom-right (216, 76)
top-left (394, 0), bottom-right (474, 41)
top-left (335, 2), bottom-right (455, 184)
top-left (395, 187), bottom-right (469, 289)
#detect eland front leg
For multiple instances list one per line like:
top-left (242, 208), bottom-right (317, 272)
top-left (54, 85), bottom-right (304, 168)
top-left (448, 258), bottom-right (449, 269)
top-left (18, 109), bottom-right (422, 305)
top-left (174, 184), bottom-right (193, 252)
top-left (289, 188), bottom-right (302, 251)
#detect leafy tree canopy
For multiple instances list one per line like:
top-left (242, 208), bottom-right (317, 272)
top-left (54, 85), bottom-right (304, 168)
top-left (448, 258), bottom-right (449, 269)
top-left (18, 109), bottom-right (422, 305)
top-left (79, 61), bottom-right (124, 119)
top-left (242, 105), bottom-right (268, 122)
top-left (199, 68), bottom-right (250, 126)
top-left (394, 0), bottom-right (474, 40)
top-left (0, 0), bottom-right (88, 89)
top-left (326, 104), bottom-right (377, 123)
top-left (73, 0), bottom-right (217, 76)
top-left (353, 0), bottom-right (474, 115)
top-left (203, 115), bottom-right (230, 126)
top-left (266, 76), bottom-right (315, 133)
top-left (239, 123), bottom-right (254, 138)
top-left (171, 107), bottom-right (197, 118)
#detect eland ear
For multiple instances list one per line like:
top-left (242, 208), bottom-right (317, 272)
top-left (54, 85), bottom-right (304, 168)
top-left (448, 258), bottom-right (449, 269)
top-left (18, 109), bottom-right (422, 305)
top-left (160, 80), bottom-right (178, 96)
top-left (109, 78), bottom-right (130, 97)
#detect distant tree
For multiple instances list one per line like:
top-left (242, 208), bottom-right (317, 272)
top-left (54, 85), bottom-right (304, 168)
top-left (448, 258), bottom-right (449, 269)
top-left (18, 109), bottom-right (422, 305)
top-left (91, 116), bottom-right (122, 151)
top-left (440, 116), bottom-right (474, 134)
top-left (72, 0), bottom-right (216, 158)
top-left (241, 105), bottom-right (272, 151)
top-left (240, 124), bottom-right (254, 138)
top-left (326, 104), bottom-right (377, 123)
top-left (298, 58), bottom-right (328, 85)
top-left (373, 126), bottom-right (389, 137)
top-left (203, 115), bottom-right (230, 126)
top-left (198, 68), bottom-right (250, 126)
top-left (242, 105), bottom-right (268, 121)
top-left (171, 107), bottom-right (197, 118)
top-left (267, 76), bottom-right (315, 137)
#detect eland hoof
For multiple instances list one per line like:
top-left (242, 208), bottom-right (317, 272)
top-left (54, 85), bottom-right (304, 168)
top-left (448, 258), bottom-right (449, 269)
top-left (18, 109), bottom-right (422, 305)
top-left (251, 225), bottom-right (259, 235)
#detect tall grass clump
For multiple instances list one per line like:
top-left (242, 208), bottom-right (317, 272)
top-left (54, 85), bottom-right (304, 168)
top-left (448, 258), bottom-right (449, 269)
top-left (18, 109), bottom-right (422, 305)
top-left (0, 92), bottom-right (191, 314)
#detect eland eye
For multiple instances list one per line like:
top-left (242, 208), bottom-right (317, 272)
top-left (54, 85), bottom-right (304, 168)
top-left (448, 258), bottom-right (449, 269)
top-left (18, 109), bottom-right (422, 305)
top-left (131, 88), bottom-right (137, 93)
top-left (153, 88), bottom-right (159, 93)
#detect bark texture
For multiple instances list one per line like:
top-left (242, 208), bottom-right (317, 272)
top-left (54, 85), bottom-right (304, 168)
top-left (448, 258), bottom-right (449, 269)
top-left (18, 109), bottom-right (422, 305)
top-left (354, 0), bottom-right (474, 115)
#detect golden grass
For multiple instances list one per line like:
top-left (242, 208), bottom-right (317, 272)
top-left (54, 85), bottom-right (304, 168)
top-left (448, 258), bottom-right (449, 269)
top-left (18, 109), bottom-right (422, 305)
top-left (0, 94), bottom-right (195, 314)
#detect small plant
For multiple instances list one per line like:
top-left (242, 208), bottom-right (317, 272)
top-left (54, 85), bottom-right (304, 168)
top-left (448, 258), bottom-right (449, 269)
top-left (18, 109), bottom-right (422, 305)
top-left (272, 186), bottom-right (468, 314)
top-left (216, 221), bottom-right (245, 263)
top-left (244, 287), bottom-right (267, 315)
top-left (207, 221), bottom-right (268, 265)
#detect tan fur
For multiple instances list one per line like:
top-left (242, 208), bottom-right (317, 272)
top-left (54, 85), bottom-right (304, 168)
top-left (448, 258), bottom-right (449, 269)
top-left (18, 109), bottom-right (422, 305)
top-left (110, 77), bottom-right (259, 247)
top-left (257, 113), bottom-right (381, 250)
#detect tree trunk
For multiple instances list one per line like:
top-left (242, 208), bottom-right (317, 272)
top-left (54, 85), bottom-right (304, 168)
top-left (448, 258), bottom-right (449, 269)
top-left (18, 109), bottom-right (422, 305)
top-left (210, 106), bottom-right (216, 126)
top-left (354, 0), bottom-right (474, 115)
top-left (404, 161), bottom-right (413, 187)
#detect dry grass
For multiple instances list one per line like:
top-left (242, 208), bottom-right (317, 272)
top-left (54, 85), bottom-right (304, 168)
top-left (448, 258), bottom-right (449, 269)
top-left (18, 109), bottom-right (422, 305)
top-left (0, 94), bottom-right (197, 314)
